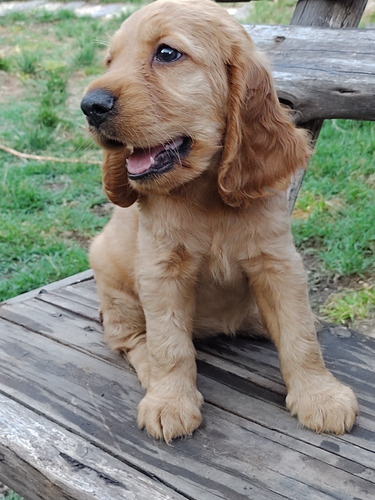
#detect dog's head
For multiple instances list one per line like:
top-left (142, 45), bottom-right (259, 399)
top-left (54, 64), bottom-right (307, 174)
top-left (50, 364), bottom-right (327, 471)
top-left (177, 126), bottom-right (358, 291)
top-left (81, 0), bottom-right (310, 208)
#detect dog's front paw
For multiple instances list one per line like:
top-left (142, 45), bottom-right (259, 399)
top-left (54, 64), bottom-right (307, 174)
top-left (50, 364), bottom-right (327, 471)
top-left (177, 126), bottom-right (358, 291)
top-left (137, 389), bottom-right (203, 443)
top-left (286, 375), bottom-right (358, 434)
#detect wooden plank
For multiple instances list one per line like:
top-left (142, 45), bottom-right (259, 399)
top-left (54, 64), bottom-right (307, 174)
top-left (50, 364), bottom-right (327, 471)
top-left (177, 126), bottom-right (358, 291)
top-left (53, 284), bottom-right (100, 309)
top-left (4, 294), bottom-right (374, 428)
top-left (35, 287), bottom-right (99, 319)
top-left (3, 281), bottom-right (375, 428)
top-left (197, 328), bottom-right (375, 418)
top-left (1, 269), bottom-right (94, 305)
top-left (68, 278), bottom-right (102, 306)
top-left (291, 0), bottom-right (368, 27)
top-left (0, 320), bottom-right (292, 500)
top-left (197, 366), bottom-right (375, 474)
top-left (1, 314), bottom-right (374, 498)
top-left (0, 395), bottom-right (186, 500)
top-left (71, 277), bottom-right (98, 295)
top-left (0, 298), bottom-right (123, 366)
top-left (196, 331), bottom-right (375, 459)
top-left (2, 286), bottom-right (375, 441)
top-left (249, 25), bottom-right (375, 122)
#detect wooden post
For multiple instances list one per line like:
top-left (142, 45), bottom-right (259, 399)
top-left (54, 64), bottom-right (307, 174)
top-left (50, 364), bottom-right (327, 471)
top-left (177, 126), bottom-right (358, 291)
top-left (287, 0), bottom-right (368, 212)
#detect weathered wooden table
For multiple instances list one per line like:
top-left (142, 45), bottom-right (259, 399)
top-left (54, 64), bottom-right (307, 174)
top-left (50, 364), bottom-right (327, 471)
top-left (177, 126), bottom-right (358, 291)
top-left (0, 271), bottom-right (374, 499)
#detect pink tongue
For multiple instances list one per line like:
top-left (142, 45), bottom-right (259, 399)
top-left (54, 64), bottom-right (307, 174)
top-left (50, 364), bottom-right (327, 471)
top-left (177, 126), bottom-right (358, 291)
top-left (127, 144), bottom-right (165, 175)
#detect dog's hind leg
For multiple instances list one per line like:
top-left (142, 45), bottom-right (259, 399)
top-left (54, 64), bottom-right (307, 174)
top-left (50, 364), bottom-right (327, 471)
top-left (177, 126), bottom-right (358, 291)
top-left (90, 232), bottom-right (150, 389)
top-left (99, 284), bottom-right (149, 389)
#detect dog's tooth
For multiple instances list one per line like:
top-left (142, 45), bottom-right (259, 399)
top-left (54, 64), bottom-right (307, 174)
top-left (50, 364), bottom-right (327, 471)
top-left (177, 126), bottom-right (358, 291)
top-left (150, 156), bottom-right (155, 164)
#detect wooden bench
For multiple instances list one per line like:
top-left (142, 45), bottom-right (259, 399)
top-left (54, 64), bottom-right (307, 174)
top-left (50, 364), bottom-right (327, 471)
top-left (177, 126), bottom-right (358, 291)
top-left (1, 272), bottom-right (375, 499)
top-left (1, 1), bottom-right (374, 499)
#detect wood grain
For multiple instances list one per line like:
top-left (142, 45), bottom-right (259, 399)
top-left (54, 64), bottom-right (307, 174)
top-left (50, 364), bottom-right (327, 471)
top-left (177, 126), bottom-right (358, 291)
top-left (291, 0), bottom-right (368, 28)
top-left (248, 25), bottom-right (375, 123)
top-left (0, 395), bottom-right (185, 500)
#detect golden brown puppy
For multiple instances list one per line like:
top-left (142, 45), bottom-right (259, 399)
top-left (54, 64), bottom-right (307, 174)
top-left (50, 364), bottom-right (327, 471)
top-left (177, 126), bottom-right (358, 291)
top-left (81, 0), bottom-right (358, 442)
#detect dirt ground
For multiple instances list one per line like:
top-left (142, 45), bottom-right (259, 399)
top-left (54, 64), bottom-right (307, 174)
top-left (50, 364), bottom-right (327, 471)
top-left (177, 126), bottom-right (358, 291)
top-left (303, 252), bottom-right (375, 338)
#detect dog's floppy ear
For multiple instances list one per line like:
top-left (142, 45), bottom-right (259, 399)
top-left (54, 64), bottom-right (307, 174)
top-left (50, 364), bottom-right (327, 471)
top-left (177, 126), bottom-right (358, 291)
top-left (218, 29), bottom-right (311, 207)
top-left (102, 149), bottom-right (138, 207)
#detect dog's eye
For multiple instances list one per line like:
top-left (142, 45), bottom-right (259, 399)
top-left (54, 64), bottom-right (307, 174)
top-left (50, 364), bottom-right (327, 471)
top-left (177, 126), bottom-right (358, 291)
top-left (155, 45), bottom-right (182, 63)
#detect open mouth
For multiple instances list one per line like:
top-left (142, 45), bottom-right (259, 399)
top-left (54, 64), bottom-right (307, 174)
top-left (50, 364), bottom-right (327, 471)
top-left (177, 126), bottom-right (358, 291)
top-left (126, 136), bottom-right (192, 181)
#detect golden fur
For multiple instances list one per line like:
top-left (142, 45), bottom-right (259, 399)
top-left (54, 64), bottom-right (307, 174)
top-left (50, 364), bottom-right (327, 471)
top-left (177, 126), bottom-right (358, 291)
top-left (82, 0), bottom-right (357, 442)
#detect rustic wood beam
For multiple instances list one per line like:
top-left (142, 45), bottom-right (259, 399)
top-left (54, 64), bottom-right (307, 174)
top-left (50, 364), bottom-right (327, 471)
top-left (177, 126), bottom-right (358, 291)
top-left (291, 0), bottom-right (368, 27)
top-left (247, 25), bottom-right (375, 122)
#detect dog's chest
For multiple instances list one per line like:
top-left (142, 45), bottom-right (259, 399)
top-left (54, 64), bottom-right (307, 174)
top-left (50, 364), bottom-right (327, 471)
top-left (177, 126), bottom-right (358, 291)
top-left (204, 230), bottom-right (247, 286)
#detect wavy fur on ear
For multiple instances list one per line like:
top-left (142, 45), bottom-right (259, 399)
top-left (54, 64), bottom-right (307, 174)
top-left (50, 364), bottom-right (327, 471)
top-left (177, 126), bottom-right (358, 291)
top-left (102, 149), bottom-right (138, 207)
top-left (218, 28), bottom-right (311, 207)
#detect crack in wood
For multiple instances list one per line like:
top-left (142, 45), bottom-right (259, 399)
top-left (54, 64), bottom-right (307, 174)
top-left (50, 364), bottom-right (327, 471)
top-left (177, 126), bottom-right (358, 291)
top-left (59, 452), bottom-right (125, 488)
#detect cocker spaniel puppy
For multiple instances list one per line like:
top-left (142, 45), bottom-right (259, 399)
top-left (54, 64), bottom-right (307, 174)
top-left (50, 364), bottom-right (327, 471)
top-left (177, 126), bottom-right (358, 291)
top-left (81, 0), bottom-right (357, 442)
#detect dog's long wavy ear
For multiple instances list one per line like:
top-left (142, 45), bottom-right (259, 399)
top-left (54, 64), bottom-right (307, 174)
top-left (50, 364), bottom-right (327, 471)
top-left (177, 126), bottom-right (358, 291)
top-left (102, 149), bottom-right (138, 207)
top-left (218, 29), bottom-right (311, 207)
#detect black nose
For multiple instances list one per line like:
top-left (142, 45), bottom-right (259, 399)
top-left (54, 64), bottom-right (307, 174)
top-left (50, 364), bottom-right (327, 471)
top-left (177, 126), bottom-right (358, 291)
top-left (80, 89), bottom-right (116, 127)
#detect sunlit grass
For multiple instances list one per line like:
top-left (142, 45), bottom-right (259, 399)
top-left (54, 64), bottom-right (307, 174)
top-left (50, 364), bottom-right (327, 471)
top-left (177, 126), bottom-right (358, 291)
top-left (0, 9), bottom-right (121, 300)
top-left (321, 287), bottom-right (375, 324)
top-left (0, 492), bottom-right (24, 500)
top-left (292, 120), bottom-right (375, 277)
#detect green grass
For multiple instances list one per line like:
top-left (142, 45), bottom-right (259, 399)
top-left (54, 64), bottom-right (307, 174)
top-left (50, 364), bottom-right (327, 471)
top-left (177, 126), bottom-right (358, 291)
top-left (0, 8), bottom-right (135, 301)
top-left (15, 50), bottom-right (41, 76)
top-left (0, 492), bottom-right (24, 500)
top-left (293, 120), bottom-right (375, 324)
top-left (0, 485), bottom-right (23, 500)
top-left (0, 55), bottom-right (11, 71)
top-left (241, 0), bottom-right (296, 24)
top-left (321, 287), bottom-right (375, 324)
top-left (293, 120), bottom-right (375, 277)
top-left (0, 156), bottom-right (106, 299)
top-left (241, 0), bottom-right (375, 26)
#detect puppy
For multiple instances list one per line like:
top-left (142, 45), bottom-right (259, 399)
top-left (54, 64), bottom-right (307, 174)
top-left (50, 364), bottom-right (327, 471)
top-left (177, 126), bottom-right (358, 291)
top-left (81, 0), bottom-right (357, 442)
